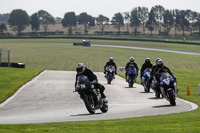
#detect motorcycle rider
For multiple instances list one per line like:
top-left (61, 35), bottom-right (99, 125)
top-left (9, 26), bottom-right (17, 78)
top-left (149, 59), bottom-right (176, 88)
top-left (104, 57), bottom-right (117, 77)
top-left (75, 63), bottom-right (106, 98)
top-left (125, 57), bottom-right (139, 82)
top-left (140, 58), bottom-right (153, 84)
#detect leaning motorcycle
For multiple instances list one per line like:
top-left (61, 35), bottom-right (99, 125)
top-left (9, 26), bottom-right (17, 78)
top-left (127, 65), bottom-right (137, 87)
top-left (74, 75), bottom-right (108, 114)
top-left (141, 68), bottom-right (151, 92)
top-left (159, 72), bottom-right (178, 106)
top-left (105, 65), bottom-right (116, 84)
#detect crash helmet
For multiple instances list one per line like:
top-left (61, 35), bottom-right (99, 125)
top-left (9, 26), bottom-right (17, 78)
top-left (130, 57), bottom-right (135, 63)
top-left (145, 58), bottom-right (150, 63)
top-left (76, 63), bottom-right (86, 74)
top-left (156, 59), bottom-right (163, 68)
top-left (109, 57), bottom-right (114, 62)
top-left (155, 58), bottom-right (161, 63)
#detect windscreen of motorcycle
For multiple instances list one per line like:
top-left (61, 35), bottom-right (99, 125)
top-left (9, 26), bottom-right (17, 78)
top-left (77, 75), bottom-right (91, 89)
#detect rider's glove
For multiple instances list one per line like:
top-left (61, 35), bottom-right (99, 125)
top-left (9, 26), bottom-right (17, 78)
top-left (104, 71), bottom-right (106, 74)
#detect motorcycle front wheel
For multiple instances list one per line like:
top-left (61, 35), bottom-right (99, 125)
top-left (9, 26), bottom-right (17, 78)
top-left (129, 76), bottom-right (134, 87)
top-left (107, 75), bottom-right (112, 84)
top-left (168, 89), bottom-right (176, 106)
top-left (84, 95), bottom-right (95, 114)
top-left (146, 80), bottom-right (150, 92)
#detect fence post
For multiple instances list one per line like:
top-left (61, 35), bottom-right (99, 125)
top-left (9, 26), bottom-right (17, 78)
top-left (8, 48), bottom-right (11, 67)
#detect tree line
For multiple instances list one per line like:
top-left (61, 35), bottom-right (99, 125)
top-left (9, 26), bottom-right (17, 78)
top-left (0, 5), bottom-right (200, 36)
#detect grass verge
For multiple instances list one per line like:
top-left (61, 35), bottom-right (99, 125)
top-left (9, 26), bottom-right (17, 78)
top-left (0, 68), bottom-right (42, 104)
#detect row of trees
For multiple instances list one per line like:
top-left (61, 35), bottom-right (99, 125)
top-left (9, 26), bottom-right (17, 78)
top-left (0, 5), bottom-right (200, 36)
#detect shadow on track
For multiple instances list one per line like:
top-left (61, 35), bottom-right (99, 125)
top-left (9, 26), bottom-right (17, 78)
top-left (152, 105), bottom-right (175, 108)
top-left (70, 113), bottom-right (102, 117)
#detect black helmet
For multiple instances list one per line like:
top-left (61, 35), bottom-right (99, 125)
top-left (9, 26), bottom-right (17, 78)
top-left (156, 59), bottom-right (163, 68)
top-left (109, 57), bottom-right (114, 62)
top-left (145, 58), bottom-right (150, 63)
top-left (76, 63), bottom-right (86, 74)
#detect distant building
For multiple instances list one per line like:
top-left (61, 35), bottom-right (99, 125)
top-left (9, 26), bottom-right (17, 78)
top-left (55, 17), bottom-right (62, 24)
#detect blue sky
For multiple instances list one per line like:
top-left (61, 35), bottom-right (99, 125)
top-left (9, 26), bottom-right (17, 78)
top-left (1, 0), bottom-right (200, 19)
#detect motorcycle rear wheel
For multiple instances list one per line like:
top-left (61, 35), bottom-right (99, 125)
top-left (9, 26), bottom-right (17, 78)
top-left (100, 102), bottom-right (108, 113)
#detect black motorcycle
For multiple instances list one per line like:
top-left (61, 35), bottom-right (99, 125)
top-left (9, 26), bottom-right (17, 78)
top-left (74, 75), bottom-right (108, 114)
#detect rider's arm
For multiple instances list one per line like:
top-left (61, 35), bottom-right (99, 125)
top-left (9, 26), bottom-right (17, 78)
top-left (114, 62), bottom-right (117, 70)
top-left (164, 66), bottom-right (176, 80)
top-left (75, 74), bottom-right (78, 88)
top-left (125, 63), bottom-right (129, 71)
top-left (134, 63), bottom-right (139, 74)
top-left (104, 62), bottom-right (108, 72)
top-left (150, 66), bottom-right (155, 79)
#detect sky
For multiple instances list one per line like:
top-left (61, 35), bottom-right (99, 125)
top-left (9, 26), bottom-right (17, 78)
top-left (1, 0), bottom-right (200, 19)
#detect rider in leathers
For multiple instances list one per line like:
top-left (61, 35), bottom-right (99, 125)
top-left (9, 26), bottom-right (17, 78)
top-left (75, 63), bottom-right (106, 98)
top-left (125, 57), bottom-right (139, 82)
top-left (140, 58), bottom-right (153, 83)
top-left (149, 59), bottom-right (176, 88)
top-left (104, 57), bottom-right (117, 75)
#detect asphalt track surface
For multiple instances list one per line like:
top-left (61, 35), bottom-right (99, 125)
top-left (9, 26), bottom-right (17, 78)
top-left (0, 70), bottom-right (198, 124)
top-left (0, 43), bottom-right (199, 124)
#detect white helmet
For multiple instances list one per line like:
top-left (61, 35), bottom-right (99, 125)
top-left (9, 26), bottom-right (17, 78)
top-left (76, 63), bottom-right (85, 74)
top-left (109, 57), bottom-right (114, 62)
top-left (130, 57), bottom-right (135, 62)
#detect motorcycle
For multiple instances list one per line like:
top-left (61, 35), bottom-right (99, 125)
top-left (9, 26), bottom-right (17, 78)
top-left (127, 65), bottom-right (137, 87)
top-left (141, 68), bottom-right (151, 92)
top-left (105, 65), bottom-right (116, 84)
top-left (160, 72), bottom-right (177, 106)
top-left (74, 75), bottom-right (108, 114)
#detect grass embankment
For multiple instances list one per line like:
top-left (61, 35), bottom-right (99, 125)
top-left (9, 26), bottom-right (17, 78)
top-left (0, 68), bottom-right (42, 104)
top-left (0, 39), bottom-right (200, 132)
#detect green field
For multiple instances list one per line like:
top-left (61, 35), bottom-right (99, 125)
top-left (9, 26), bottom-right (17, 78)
top-left (0, 39), bottom-right (200, 132)
top-left (0, 38), bottom-right (200, 52)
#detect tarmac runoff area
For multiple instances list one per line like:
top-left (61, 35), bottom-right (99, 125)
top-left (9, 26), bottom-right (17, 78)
top-left (0, 70), bottom-right (198, 124)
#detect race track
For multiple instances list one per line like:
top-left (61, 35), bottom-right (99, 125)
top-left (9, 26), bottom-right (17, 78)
top-left (0, 70), bottom-right (197, 124)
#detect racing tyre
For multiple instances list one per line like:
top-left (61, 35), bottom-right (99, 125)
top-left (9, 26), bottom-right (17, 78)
top-left (168, 89), bottom-right (176, 106)
top-left (100, 102), bottom-right (108, 113)
top-left (129, 77), bottom-right (134, 87)
top-left (107, 75), bottom-right (112, 84)
top-left (146, 81), bottom-right (150, 92)
top-left (84, 95), bottom-right (95, 114)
